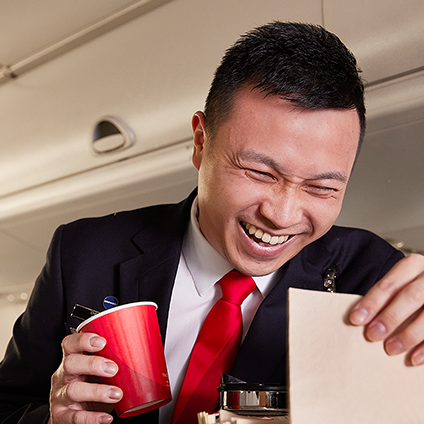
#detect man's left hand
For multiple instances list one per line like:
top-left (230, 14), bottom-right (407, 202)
top-left (350, 253), bottom-right (424, 366)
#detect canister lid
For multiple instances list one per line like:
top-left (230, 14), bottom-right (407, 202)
top-left (217, 374), bottom-right (287, 392)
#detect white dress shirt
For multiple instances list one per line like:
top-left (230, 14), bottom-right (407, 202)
top-left (159, 198), bottom-right (278, 424)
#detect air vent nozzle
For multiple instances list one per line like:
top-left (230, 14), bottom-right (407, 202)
top-left (92, 115), bottom-right (135, 154)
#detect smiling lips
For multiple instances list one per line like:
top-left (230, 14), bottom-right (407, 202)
top-left (242, 222), bottom-right (290, 246)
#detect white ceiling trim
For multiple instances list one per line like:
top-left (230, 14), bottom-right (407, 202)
top-left (0, 139), bottom-right (193, 222)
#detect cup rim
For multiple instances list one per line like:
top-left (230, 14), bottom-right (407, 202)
top-left (76, 301), bottom-right (158, 332)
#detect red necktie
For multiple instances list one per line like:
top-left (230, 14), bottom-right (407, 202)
top-left (171, 270), bottom-right (256, 424)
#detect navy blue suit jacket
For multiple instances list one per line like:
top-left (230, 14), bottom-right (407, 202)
top-left (0, 190), bottom-right (404, 423)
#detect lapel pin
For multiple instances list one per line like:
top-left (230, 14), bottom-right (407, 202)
top-left (323, 268), bottom-right (336, 293)
top-left (103, 296), bottom-right (119, 309)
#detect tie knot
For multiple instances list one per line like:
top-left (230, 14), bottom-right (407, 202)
top-left (218, 270), bottom-right (256, 305)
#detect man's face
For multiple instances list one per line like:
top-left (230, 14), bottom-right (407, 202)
top-left (192, 87), bottom-right (360, 276)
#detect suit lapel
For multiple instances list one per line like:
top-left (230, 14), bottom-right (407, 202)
top-left (118, 191), bottom-right (196, 342)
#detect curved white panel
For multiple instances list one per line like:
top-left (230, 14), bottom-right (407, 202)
top-left (324, 0), bottom-right (424, 83)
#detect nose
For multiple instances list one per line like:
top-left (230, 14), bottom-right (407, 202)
top-left (259, 185), bottom-right (305, 229)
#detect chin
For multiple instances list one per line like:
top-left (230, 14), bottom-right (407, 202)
top-left (231, 260), bottom-right (282, 277)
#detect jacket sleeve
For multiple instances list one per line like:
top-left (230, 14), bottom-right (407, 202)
top-left (0, 226), bottom-right (67, 424)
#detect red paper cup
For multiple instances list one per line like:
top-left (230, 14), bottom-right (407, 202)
top-left (77, 301), bottom-right (171, 417)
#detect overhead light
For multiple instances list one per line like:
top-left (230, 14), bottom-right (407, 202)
top-left (91, 115), bottom-right (135, 154)
top-left (386, 238), bottom-right (423, 255)
top-left (0, 289), bottom-right (30, 304)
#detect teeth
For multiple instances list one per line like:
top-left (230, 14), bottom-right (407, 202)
top-left (262, 233), bottom-right (271, 243)
top-left (270, 236), bottom-right (279, 245)
top-left (243, 223), bottom-right (290, 246)
top-left (279, 235), bottom-right (288, 243)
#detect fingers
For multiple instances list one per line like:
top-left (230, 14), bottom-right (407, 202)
top-left (366, 277), bottom-right (424, 343)
top-left (65, 381), bottom-right (122, 404)
top-left (350, 254), bottom-right (424, 364)
top-left (50, 332), bottom-right (123, 423)
top-left (58, 353), bottom-right (119, 384)
top-left (410, 340), bottom-right (424, 366)
top-left (350, 254), bottom-right (424, 326)
top-left (50, 375), bottom-right (123, 424)
top-left (384, 308), bottom-right (424, 363)
top-left (50, 408), bottom-right (114, 424)
top-left (58, 333), bottom-right (119, 383)
top-left (50, 378), bottom-right (122, 423)
top-left (62, 332), bottom-right (107, 356)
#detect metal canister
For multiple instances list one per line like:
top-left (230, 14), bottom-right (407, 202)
top-left (217, 374), bottom-right (288, 418)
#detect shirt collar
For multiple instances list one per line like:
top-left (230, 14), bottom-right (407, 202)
top-left (182, 197), bottom-right (276, 297)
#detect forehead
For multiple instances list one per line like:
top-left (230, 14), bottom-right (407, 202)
top-left (219, 87), bottom-right (360, 175)
top-left (230, 86), bottom-right (360, 130)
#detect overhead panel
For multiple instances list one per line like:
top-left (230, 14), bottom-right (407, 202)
top-left (324, 0), bottom-right (424, 84)
top-left (0, 0), bottom-right (171, 70)
top-left (0, 0), bottom-right (323, 200)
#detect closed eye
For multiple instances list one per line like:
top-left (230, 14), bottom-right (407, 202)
top-left (306, 185), bottom-right (339, 197)
top-left (246, 168), bottom-right (276, 181)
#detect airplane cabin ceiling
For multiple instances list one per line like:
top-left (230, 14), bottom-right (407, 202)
top-left (324, 0), bottom-right (424, 83)
top-left (0, 0), bottom-right (167, 65)
top-left (0, 0), bottom-right (423, 296)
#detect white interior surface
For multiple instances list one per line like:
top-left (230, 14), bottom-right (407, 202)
top-left (1, 0), bottom-right (423, 355)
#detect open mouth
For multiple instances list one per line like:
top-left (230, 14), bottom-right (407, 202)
top-left (241, 221), bottom-right (291, 246)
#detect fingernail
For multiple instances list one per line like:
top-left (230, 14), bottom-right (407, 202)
top-left (90, 336), bottom-right (106, 349)
top-left (367, 321), bottom-right (386, 340)
top-left (350, 307), bottom-right (369, 325)
top-left (99, 415), bottom-right (113, 424)
top-left (411, 351), bottom-right (424, 366)
top-left (103, 361), bottom-right (118, 376)
top-left (385, 338), bottom-right (404, 355)
top-left (108, 388), bottom-right (122, 400)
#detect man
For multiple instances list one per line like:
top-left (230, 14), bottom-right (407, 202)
top-left (1, 21), bottom-right (424, 424)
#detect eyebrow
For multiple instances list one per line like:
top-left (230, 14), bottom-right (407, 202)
top-left (239, 150), bottom-right (280, 169)
top-left (239, 150), bottom-right (349, 183)
top-left (310, 171), bottom-right (348, 183)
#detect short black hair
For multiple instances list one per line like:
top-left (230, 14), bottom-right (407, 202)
top-left (204, 21), bottom-right (366, 156)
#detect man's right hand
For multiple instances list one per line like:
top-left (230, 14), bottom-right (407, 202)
top-left (49, 332), bottom-right (123, 424)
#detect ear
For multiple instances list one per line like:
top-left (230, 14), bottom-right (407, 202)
top-left (191, 111), bottom-right (206, 171)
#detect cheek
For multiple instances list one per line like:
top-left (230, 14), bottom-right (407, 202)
top-left (308, 198), bottom-right (343, 231)
top-left (197, 168), bottom-right (220, 203)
